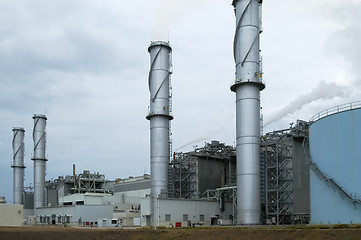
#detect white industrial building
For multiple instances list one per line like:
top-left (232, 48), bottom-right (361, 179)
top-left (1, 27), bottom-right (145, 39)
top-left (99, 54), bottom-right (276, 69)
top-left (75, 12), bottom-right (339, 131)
top-left (140, 198), bottom-right (233, 227)
top-left (0, 197), bottom-right (23, 227)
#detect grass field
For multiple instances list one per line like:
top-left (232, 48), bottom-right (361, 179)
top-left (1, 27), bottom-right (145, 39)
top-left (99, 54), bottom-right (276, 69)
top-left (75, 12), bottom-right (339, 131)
top-left (1, 225), bottom-right (361, 240)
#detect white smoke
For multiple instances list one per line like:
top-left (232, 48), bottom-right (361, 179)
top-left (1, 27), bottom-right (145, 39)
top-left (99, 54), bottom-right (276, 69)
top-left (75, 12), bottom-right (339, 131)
top-left (264, 81), bottom-right (347, 127)
top-left (174, 126), bottom-right (224, 152)
top-left (261, 0), bottom-right (361, 128)
top-left (153, 0), bottom-right (205, 40)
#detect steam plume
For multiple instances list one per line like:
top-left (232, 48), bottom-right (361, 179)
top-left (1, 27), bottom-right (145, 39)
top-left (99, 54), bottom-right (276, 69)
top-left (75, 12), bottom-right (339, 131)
top-left (264, 81), bottom-right (346, 127)
top-left (153, 0), bottom-right (205, 40)
top-left (174, 126), bottom-right (224, 152)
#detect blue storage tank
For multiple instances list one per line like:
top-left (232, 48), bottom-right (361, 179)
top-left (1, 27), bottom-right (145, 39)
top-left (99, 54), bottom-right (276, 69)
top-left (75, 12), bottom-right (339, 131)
top-left (309, 102), bottom-right (361, 224)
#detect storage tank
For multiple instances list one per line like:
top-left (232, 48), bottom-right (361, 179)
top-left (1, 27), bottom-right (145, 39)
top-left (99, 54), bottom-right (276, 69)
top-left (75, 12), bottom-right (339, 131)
top-left (309, 102), bottom-right (361, 224)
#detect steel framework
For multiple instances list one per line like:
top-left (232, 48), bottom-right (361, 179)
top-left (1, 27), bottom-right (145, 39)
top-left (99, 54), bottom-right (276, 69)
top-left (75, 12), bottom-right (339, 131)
top-left (170, 141), bottom-right (236, 199)
top-left (262, 130), bottom-right (293, 224)
top-left (261, 120), bottom-right (309, 225)
top-left (202, 186), bottom-right (238, 225)
top-left (75, 171), bottom-right (107, 193)
top-left (170, 152), bottom-right (197, 199)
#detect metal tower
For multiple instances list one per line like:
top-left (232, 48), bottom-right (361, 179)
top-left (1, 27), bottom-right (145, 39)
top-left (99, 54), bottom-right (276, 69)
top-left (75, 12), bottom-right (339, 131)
top-left (32, 114), bottom-right (47, 209)
top-left (147, 41), bottom-right (173, 226)
top-left (231, 0), bottom-right (265, 225)
top-left (12, 127), bottom-right (25, 205)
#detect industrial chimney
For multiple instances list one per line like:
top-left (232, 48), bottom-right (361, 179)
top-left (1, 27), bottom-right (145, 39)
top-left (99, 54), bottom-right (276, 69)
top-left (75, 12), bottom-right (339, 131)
top-left (32, 114), bottom-right (47, 209)
top-left (12, 127), bottom-right (25, 205)
top-left (146, 41), bottom-right (173, 226)
top-left (231, 0), bottom-right (265, 225)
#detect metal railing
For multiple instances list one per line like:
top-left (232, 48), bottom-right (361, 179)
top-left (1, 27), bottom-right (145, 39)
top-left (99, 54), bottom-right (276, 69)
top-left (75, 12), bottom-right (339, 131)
top-left (303, 135), bottom-right (361, 204)
top-left (309, 101), bottom-right (361, 123)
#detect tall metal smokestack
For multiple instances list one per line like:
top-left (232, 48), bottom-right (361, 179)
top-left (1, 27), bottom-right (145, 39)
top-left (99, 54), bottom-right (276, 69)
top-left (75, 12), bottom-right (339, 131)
top-left (231, 0), bottom-right (265, 225)
top-left (12, 127), bottom-right (25, 205)
top-left (32, 114), bottom-right (47, 209)
top-left (146, 41), bottom-right (173, 226)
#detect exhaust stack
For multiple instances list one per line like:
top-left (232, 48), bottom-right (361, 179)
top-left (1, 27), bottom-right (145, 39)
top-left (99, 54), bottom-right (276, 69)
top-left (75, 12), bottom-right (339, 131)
top-left (231, 0), bottom-right (265, 224)
top-left (146, 41), bottom-right (173, 226)
top-left (11, 127), bottom-right (25, 205)
top-left (32, 114), bottom-right (47, 209)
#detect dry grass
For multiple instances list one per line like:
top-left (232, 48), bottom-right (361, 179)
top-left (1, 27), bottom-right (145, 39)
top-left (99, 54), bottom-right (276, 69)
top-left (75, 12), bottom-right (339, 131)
top-left (1, 226), bottom-right (361, 240)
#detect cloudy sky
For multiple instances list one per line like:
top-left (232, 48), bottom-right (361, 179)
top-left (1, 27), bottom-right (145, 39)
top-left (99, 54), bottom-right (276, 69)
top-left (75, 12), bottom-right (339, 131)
top-left (1, 0), bottom-right (360, 203)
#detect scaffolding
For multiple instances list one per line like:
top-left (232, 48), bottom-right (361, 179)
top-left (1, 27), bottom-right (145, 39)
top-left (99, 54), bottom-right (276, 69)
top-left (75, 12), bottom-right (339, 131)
top-left (202, 186), bottom-right (238, 225)
top-left (169, 141), bottom-right (236, 199)
top-left (46, 170), bottom-right (112, 195)
top-left (75, 170), bottom-right (108, 193)
top-left (170, 152), bottom-right (198, 199)
top-left (261, 120), bottom-right (309, 225)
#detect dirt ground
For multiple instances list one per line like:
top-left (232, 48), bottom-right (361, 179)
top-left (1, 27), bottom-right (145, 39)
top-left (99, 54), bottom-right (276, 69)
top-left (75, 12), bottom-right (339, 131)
top-left (1, 226), bottom-right (361, 240)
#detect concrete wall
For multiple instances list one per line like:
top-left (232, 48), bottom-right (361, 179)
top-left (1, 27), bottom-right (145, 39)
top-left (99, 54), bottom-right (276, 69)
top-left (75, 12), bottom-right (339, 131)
top-left (35, 205), bottom-right (113, 224)
top-left (309, 108), bottom-right (361, 224)
top-left (60, 193), bottom-right (114, 205)
top-left (141, 198), bottom-right (233, 227)
top-left (0, 204), bottom-right (23, 226)
top-left (24, 208), bottom-right (35, 220)
top-left (114, 189), bottom-right (150, 205)
top-left (113, 211), bottom-right (140, 227)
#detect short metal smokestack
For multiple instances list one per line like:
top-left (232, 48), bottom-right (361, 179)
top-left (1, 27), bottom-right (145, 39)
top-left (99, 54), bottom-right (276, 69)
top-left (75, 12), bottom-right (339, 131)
top-left (146, 41), bottom-right (173, 226)
top-left (231, 0), bottom-right (265, 225)
top-left (32, 114), bottom-right (47, 209)
top-left (11, 127), bottom-right (25, 205)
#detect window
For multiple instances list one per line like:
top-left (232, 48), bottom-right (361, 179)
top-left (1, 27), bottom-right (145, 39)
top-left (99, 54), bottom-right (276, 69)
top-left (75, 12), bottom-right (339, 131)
top-left (183, 214), bottom-right (188, 221)
top-left (200, 214), bottom-right (205, 221)
top-left (165, 214), bottom-right (171, 221)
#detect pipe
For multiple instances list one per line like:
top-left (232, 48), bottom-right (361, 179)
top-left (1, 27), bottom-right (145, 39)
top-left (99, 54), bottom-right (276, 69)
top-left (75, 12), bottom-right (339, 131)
top-left (231, 0), bottom-right (265, 225)
top-left (146, 41), bottom-right (173, 226)
top-left (32, 114), bottom-right (47, 209)
top-left (12, 127), bottom-right (25, 205)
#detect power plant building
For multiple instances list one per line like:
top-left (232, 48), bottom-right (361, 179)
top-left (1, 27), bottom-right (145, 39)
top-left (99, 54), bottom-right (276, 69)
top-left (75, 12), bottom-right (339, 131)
top-left (5, 0), bottom-right (361, 228)
top-left (261, 120), bottom-right (310, 225)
